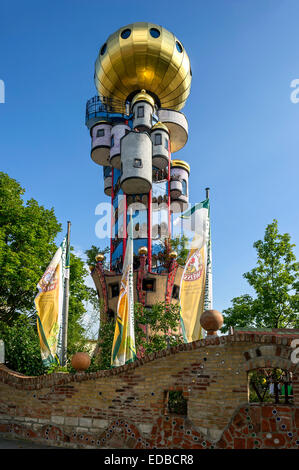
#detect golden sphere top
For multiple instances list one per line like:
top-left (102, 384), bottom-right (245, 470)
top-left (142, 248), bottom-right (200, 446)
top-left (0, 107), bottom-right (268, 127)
top-left (131, 89), bottom-right (155, 108)
top-left (138, 246), bottom-right (148, 256)
top-left (151, 121), bottom-right (169, 133)
top-left (95, 253), bottom-right (105, 262)
top-left (95, 22), bottom-right (192, 111)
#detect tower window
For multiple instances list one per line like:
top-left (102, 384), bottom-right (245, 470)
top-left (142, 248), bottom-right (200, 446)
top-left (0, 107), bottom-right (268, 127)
top-left (176, 41), bottom-right (183, 53)
top-left (142, 279), bottom-right (156, 292)
top-left (111, 135), bottom-right (114, 147)
top-left (96, 128), bottom-right (105, 138)
top-left (137, 106), bottom-right (144, 118)
top-left (172, 284), bottom-right (180, 299)
top-left (110, 283), bottom-right (120, 298)
top-left (182, 179), bottom-right (187, 196)
top-left (154, 133), bottom-right (162, 145)
top-left (150, 28), bottom-right (160, 38)
top-left (100, 43), bottom-right (107, 55)
top-left (164, 138), bottom-right (169, 150)
top-left (133, 158), bottom-right (143, 168)
top-left (166, 390), bottom-right (187, 415)
top-left (121, 28), bottom-right (131, 39)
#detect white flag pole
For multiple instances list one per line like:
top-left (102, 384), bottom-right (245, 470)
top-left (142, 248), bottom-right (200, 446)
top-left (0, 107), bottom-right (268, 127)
top-left (61, 221), bottom-right (71, 366)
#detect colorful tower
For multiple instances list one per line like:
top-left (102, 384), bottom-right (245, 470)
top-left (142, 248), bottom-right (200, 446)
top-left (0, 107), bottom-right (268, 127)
top-left (86, 23), bottom-right (192, 322)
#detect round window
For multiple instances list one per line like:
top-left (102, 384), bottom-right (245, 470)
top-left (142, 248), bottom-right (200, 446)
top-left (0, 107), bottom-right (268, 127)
top-left (176, 41), bottom-right (183, 53)
top-left (150, 28), bottom-right (160, 38)
top-left (121, 28), bottom-right (131, 39)
top-left (100, 43), bottom-right (107, 55)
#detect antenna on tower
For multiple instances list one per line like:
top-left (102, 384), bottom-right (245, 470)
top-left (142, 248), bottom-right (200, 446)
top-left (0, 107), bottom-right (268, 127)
top-left (205, 187), bottom-right (210, 199)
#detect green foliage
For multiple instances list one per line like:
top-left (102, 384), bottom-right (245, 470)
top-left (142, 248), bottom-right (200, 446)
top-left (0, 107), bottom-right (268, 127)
top-left (96, 301), bottom-right (183, 371)
top-left (67, 251), bottom-right (91, 357)
top-left (0, 316), bottom-right (46, 376)
top-left (159, 235), bottom-right (189, 269)
top-left (170, 235), bottom-right (189, 266)
top-left (0, 172), bottom-right (62, 323)
top-left (94, 321), bottom-right (115, 370)
top-left (85, 245), bottom-right (110, 270)
top-left (46, 363), bottom-right (68, 374)
top-left (222, 220), bottom-right (299, 332)
top-left (167, 391), bottom-right (188, 415)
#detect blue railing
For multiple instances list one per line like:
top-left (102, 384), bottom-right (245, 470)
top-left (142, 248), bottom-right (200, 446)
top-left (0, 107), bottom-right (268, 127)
top-left (85, 95), bottom-right (131, 126)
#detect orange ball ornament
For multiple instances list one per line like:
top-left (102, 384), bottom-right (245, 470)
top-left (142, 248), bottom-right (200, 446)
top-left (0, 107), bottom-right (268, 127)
top-left (71, 352), bottom-right (91, 371)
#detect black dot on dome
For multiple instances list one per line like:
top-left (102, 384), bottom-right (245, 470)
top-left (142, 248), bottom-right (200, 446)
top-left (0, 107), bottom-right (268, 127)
top-left (121, 29), bottom-right (131, 39)
top-left (150, 28), bottom-right (160, 38)
top-left (100, 43), bottom-right (107, 55)
top-left (176, 41), bottom-right (183, 53)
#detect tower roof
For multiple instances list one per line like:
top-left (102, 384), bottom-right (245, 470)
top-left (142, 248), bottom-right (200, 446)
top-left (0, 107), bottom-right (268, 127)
top-left (131, 89), bottom-right (155, 108)
top-left (171, 159), bottom-right (190, 174)
top-left (94, 22), bottom-right (192, 111)
top-left (151, 121), bottom-right (169, 133)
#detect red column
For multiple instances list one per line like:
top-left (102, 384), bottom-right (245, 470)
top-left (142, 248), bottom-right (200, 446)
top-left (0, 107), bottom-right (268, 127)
top-left (110, 168), bottom-right (114, 270)
top-left (147, 189), bottom-right (152, 272)
top-left (123, 194), bottom-right (127, 262)
top-left (168, 141), bottom-right (171, 238)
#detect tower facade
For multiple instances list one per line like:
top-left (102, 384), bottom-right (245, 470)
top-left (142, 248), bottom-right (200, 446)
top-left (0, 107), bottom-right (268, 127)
top-left (86, 23), bottom-right (192, 322)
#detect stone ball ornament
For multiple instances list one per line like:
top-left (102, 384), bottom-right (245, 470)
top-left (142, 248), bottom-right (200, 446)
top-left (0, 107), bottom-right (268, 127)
top-left (95, 253), bottom-right (105, 262)
top-left (200, 310), bottom-right (224, 336)
top-left (71, 352), bottom-right (91, 371)
top-left (138, 246), bottom-right (148, 256)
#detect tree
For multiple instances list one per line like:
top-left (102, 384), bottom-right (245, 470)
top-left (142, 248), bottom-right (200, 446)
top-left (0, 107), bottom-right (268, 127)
top-left (0, 172), bottom-right (62, 323)
top-left (159, 235), bottom-right (189, 269)
top-left (85, 245), bottom-right (110, 270)
top-left (222, 220), bottom-right (299, 332)
top-left (0, 316), bottom-right (46, 376)
top-left (66, 250), bottom-right (93, 357)
top-left (95, 301), bottom-right (183, 370)
top-left (0, 172), bottom-right (103, 374)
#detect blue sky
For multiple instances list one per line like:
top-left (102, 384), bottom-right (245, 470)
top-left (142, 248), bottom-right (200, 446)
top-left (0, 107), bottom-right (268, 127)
top-left (1, 0), bottom-right (299, 316)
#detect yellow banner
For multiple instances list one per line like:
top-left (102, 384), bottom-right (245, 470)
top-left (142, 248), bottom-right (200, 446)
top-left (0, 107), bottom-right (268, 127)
top-left (180, 245), bottom-right (206, 342)
top-left (35, 239), bottom-right (66, 366)
top-left (111, 211), bottom-right (136, 367)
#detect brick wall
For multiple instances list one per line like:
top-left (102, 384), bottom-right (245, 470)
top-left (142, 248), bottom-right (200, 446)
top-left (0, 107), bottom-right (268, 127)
top-left (0, 331), bottom-right (298, 449)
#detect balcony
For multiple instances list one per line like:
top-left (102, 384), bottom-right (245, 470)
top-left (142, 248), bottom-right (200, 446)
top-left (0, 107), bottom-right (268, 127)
top-left (85, 95), bottom-right (131, 129)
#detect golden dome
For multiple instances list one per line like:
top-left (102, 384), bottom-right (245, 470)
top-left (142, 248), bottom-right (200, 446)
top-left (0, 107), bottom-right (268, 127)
top-left (151, 121), bottom-right (169, 133)
top-left (131, 89), bottom-right (155, 108)
top-left (171, 159), bottom-right (190, 174)
top-left (94, 22), bottom-right (192, 111)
